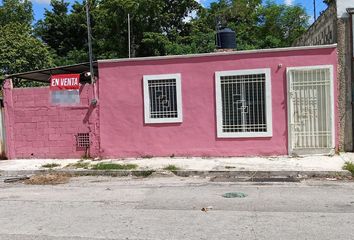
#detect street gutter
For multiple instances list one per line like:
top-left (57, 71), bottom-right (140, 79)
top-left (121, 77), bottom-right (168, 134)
top-left (0, 169), bottom-right (351, 181)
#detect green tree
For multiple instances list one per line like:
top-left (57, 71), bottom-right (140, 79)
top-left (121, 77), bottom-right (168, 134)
top-left (258, 1), bottom-right (309, 48)
top-left (34, 0), bottom-right (310, 65)
top-left (191, 0), bottom-right (308, 50)
top-left (35, 0), bottom-right (89, 65)
top-left (95, 0), bottom-right (200, 58)
top-left (0, 0), bottom-right (53, 86)
top-left (184, 0), bottom-right (263, 51)
top-left (0, 23), bottom-right (53, 86)
top-left (35, 0), bottom-right (70, 57)
top-left (0, 0), bottom-right (33, 26)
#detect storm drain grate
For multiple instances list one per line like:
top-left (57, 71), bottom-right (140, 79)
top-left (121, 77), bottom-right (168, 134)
top-left (76, 133), bottom-right (90, 148)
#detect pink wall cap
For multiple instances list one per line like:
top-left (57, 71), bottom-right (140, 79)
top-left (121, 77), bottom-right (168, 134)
top-left (98, 44), bottom-right (337, 64)
top-left (3, 79), bottom-right (13, 89)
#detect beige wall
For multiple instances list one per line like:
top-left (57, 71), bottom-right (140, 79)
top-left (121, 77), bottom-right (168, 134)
top-left (293, 2), bottom-right (353, 151)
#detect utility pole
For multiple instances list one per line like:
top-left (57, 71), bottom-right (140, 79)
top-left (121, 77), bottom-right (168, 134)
top-left (313, 0), bottom-right (317, 22)
top-left (86, 0), bottom-right (94, 84)
top-left (128, 13), bottom-right (131, 58)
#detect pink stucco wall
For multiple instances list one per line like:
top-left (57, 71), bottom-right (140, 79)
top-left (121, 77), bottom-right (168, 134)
top-left (3, 81), bottom-right (99, 159)
top-left (98, 47), bottom-right (338, 157)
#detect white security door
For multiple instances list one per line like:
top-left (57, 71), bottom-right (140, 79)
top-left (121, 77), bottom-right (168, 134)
top-left (287, 65), bottom-right (334, 155)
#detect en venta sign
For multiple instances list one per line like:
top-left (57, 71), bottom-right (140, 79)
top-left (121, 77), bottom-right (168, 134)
top-left (50, 74), bottom-right (81, 105)
top-left (50, 74), bottom-right (80, 90)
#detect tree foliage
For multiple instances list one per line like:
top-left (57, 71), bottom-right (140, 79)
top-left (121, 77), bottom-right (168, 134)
top-left (257, 1), bottom-right (309, 48)
top-left (0, 0), bottom-right (33, 26)
top-left (0, 0), bottom-right (53, 86)
top-left (0, 23), bottom-right (53, 86)
top-left (1, 0), bottom-right (311, 85)
top-left (35, 0), bottom-right (88, 65)
top-left (93, 0), bottom-right (200, 58)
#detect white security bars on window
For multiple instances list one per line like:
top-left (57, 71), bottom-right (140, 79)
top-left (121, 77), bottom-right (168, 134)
top-left (76, 133), bottom-right (90, 148)
top-left (143, 74), bottom-right (182, 124)
top-left (149, 79), bottom-right (177, 118)
top-left (215, 69), bottom-right (272, 138)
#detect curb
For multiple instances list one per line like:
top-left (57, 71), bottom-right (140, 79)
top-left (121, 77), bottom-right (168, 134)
top-left (0, 169), bottom-right (352, 181)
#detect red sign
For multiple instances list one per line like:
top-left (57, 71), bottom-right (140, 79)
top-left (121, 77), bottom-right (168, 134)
top-left (50, 74), bottom-right (80, 90)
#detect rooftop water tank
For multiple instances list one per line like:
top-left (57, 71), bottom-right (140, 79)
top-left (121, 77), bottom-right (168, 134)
top-left (216, 28), bottom-right (236, 49)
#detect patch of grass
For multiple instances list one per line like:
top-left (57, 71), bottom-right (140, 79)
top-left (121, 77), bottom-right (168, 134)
top-left (66, 161), bottom-right (90, 169)
top-left (91, 163), bottom-right (138, 170)
top-left (41, 163), bottom-right (61, 168)
top-left (343, 161), bottom-right (354, 176)
top-left (163, 164), bottom-right (180, 171)
top-left (132, 170), bottom-right (155, 177)
top-left (24, 173), bottom-right (70, 185)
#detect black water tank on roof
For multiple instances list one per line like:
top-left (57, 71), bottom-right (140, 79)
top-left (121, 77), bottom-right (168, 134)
top-left (216, 28), bottom-right (236, 49)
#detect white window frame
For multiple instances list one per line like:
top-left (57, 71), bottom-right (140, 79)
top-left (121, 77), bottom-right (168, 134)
top-left (143, 73), bottom-right (183, 124)
top-left (215, 68), bottom-right (273, 138)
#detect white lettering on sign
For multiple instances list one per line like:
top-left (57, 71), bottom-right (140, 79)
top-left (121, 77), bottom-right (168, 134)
top-left (50, 74), bottom-right (80, 90)
top-left (60, 77), bottom-right (78, 86)
top-left (51, 78), bottom-right (60, 87)
top-left (51, 78), bottom-right (78, 86)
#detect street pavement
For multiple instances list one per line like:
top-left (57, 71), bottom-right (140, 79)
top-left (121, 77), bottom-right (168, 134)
top-left (0, 176), bottom-right (354, 240)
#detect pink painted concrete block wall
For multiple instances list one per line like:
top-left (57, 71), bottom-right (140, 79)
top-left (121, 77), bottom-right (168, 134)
top-left (98, 47), bottom-right (338, 158)
top-left (3, 81), bottom-right (99, 159)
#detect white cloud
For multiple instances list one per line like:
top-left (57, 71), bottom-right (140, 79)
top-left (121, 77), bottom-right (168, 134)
top-left (284, 0), bottom-right (294, 5)
top-left (183, 10), bottom-right (198, 23)
top-left (184, 1), bottom-right (203, 23)
top-left (195, 0), bottom-right (206, 7)
top-left (308, 15), bottom-right (315, 25)
top-left (31, 0), bottom-right (51, 5)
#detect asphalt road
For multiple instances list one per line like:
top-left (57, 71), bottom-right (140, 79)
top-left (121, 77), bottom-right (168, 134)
top-left (0, 176), bottom-right (354, 240)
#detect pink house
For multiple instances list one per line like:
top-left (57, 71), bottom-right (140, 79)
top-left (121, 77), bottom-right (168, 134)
top-left (3, 45), bottom-right (338, 159)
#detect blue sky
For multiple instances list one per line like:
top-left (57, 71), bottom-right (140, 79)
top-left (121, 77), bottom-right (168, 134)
top-left (30, 0), bottom-right (328, 23)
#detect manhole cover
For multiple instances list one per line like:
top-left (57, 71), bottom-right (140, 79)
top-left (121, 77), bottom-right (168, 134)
top-left (222, 192), bottom-right (247, 198)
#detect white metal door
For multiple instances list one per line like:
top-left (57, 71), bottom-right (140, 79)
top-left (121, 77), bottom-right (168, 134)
top-left (287, 65), bottom-right (334, 155)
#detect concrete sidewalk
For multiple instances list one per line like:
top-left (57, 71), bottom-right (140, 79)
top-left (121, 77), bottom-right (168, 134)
top-left (0, 153), bottom-right (354, 176)
top-left (0, 154), bottom-right (353, 179)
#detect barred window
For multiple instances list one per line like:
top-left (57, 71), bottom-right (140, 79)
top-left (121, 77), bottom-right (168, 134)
top-left (215, 69), bottom-right (272, 138)
top-left (143, 74), bottom-right (182, 124)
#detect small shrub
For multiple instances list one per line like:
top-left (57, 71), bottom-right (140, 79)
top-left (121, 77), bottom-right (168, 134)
top-left (343, 161), bottom-right (354, 176)
top-left (91, 163), bottom-right (138, 170)
top-left (41, 163), bottom-right (60, 168)
top-left (163, 165), bottom-right (180, 171)
top-left (66, 161), bottom-right (90, 169)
